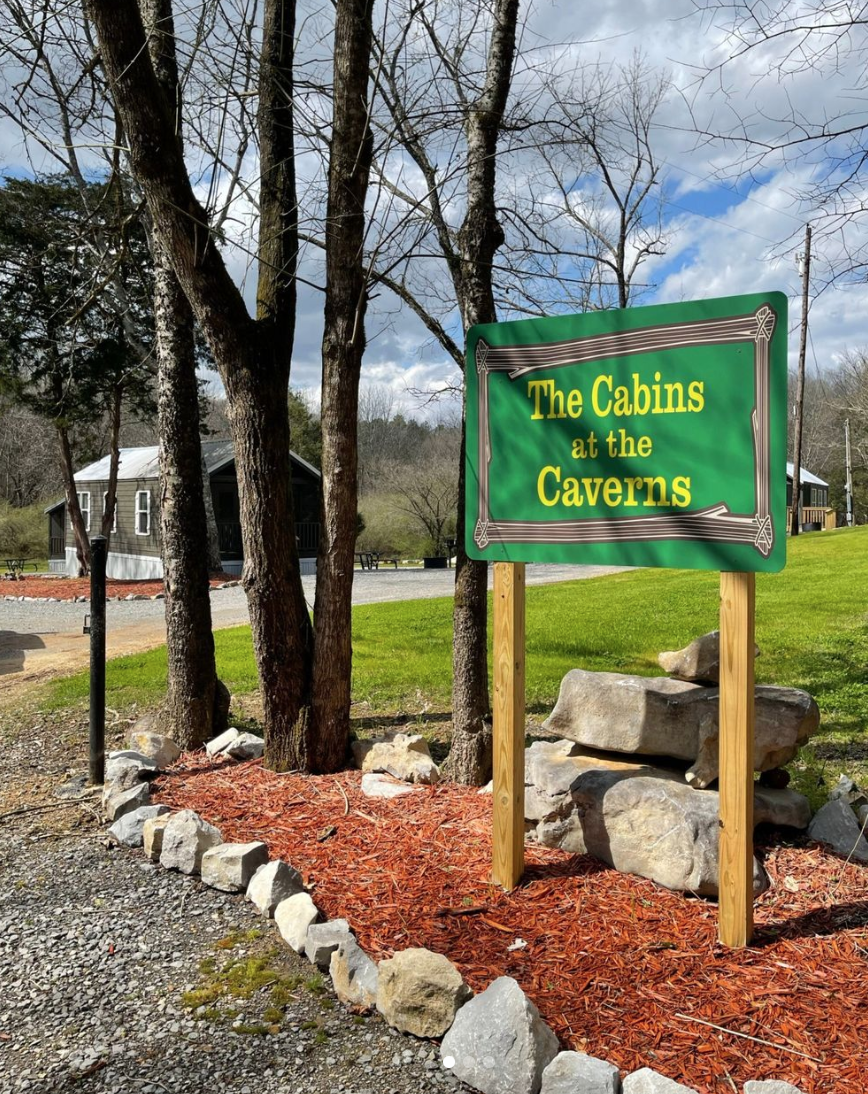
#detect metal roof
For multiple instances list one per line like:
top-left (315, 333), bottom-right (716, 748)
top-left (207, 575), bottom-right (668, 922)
top-left (45, 440), bottom-right (319, 509)
top-left (70, 439), bottom-right (320, 483)
top-left (786, 461), bottom-right (828, 488)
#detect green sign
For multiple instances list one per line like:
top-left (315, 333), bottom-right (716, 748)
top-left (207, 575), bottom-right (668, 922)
top-left (465, 292), bottom-right (788, 573)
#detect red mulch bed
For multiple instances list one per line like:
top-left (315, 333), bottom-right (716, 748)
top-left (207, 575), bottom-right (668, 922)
top-left (155, 756), bottom-right (868, 1094)
top-left (4, 575), bottom-right (234, 600)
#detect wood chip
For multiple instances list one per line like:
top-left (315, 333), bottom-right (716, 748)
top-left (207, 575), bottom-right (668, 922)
top-left (155, 756), bottom-right (868, 1093)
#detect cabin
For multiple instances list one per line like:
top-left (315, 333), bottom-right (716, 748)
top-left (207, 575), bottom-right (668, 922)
top-left (786, 461), bottom-right (835, 532)
top-left (45, 439), bottom-right (321, 579)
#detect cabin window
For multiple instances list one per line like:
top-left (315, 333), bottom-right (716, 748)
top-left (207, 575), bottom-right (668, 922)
top-left (135, 490), bottom-right (151, 536)
top-left (77, 491), bottom-right (91, 533)
top-left (103, 493), bottom-right (117, 533)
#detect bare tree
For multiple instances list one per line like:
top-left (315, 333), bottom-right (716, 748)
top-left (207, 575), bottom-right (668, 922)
top-left (691, 1), bottom-right (868, 278)
top-left (535, 56), bottom-right (669, 309)
top-left (141, 0), bottom-right (225, 749)
top-left (0, 406), bottom-right (57, 507)
top-left (309, 0), bottom-right (376, 771)
top-left (86, 0), bottom-right (315, 767)
top-left (384, 428), bottom-right (459, 554)
top-left (365, 0), bottom-right (520, 783)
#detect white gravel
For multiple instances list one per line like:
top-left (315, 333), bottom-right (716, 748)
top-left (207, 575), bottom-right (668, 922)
top-left (0, 706), bottom-right (476, 1094)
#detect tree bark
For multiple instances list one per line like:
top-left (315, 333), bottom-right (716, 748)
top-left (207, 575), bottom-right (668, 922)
top-left (445, 0), bottom-right (520, 785)
top-left (310, 0), bottom-right (375, 772)
top-left (141, 0), bottom-right (224, 751)
top-left (200, 452), bottom-right (224, 574)
top-left (87, 0), bottom-right (314, 767)
top-left (153, 234), bottom-right (224, 748)
top-left (57, 424), bottom-right (90, 576)
top-left (444, 412), bottom-right (492, 784)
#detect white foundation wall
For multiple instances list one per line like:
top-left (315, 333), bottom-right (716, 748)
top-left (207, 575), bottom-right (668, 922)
top-left (55, 550), bottom-right (313, 580)
top-left (59, 548), bottom-right (163, 580)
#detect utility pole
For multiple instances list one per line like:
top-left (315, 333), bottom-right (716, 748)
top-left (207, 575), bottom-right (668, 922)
top-left (791, 224), bottom-right (811, 536)
top-left (845, 417), bottom-right (854, 527)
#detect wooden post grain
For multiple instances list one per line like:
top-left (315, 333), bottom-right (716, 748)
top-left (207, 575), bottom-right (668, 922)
top-left (492, 561), bottom-right (525, 889)
top-left (718, 570), bottom-right (756, 947)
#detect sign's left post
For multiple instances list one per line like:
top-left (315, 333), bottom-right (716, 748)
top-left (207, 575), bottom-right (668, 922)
top-left (492, 560), bottom-right (526, 889)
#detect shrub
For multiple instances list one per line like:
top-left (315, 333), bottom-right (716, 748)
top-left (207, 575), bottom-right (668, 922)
top-left (0, 501), bottom-right (46, 558)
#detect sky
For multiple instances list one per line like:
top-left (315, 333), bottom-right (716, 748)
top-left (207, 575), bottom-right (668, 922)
top-left (3, 0), bottom-right (867, 420)
top-left (301, 0), bottom-right (868, 417)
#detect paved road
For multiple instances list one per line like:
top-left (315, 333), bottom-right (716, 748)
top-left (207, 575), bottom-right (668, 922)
top-left (0, 564), bottom-right (630, 700)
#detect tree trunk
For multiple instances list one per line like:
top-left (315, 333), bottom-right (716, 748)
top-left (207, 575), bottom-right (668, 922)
top-left (201, 452), bottom-right (224, 574)
top-left (228, 362), bottom-right (314, 769)
top-left (443, 412), bottom-right (492, 783)
top-left (154, 236), bottom-right (224, 749)
top-left (57, 424), bottom-right (90, 575)
top-left (88, 0), bottom-right (315, 767)
top-left (310, 0), bottom-right (375, 772)
top-left (141, 0), bottom-right (224, 751)
top-left (446, 0), bottom-right (519, 784)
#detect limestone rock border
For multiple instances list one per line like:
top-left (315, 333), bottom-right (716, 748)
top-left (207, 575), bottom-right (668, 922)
top-left (99, 741), bottom-right (807, 1094)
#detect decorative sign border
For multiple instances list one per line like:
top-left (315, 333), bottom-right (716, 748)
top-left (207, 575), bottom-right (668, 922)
top-left (472, 305), bottom-right (777, 559)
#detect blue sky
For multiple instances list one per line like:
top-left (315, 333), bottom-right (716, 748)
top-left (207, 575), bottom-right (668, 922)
top-left (2, 0), bottom-right (866, 417)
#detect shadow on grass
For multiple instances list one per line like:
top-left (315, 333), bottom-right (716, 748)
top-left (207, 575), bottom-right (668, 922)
top-left (351, 711), bottom-right (453, 732)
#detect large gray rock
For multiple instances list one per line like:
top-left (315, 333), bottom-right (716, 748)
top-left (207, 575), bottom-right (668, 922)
top-left (541, 1051), bottom-right (621, 1094)
top-left (351, 732), bottom-right (440, 784)
top-left (622, 1070), bottom-right (697, 1093)
top-left (807, 800), bottom-right (868, 863)
top-left (571, 766), bottom-right (813, 896)
top-left (330, 936), bottom-right (379, 1010)
top-left (159, 809), bottom-right (222, 874)
top-left (440, 976), bottom-right (558, 1094)
top-left (108, 804), bottom-right (170, 847)
top-left (544, 669), bottom-right (819, 788)
top-left (743, 1082), bottom-right (805, 1094)
top-left (275, 892), bottom-right (320, 952)
top-left (143, 814), bottom-right (171, 862)
top-left (526, 742), bottom-right (810, 894)
top-left (246, 860), bottom-right (304, 916)
top-left (205, 727), bottom-right (265, 761)
top-left (205, 727), bottom-right (240, 757)
top-left (658, 630), bottom-right (759, 684)
top-left (103, 782), bottom-right (151, 822)
top-left (525, 741), bottom-right (661, 854)
top-left (127, 727), bottom-right (181, 769)
top-left (201, 841), bottom-right (269, 892)
top-left (305, 919), bottom-right (352, 970)
top-left (105, 750), bottom-right (157, 788)
top-left (377, 948), bottom-right (471, 1038)
top-left (224, 732), bottom-right (264, 760)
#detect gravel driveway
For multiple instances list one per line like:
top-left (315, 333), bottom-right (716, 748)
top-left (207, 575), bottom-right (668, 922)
top-left (2, 563), bottom-right (630, 636)
top-left (0, 564), bottom-right (630, 700)
top-left (0, 727), bottom-right (471, 1094)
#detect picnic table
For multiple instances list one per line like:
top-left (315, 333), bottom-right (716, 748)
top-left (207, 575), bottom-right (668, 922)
top-left (2, 556), bottom-right (38, 580)
top-left (357, 551), bottom-right (399, 571)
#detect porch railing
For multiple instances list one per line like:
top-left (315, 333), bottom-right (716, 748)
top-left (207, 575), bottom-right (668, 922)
top-left (216, 520), bottom-right (320, 557)
top-left (786, 506), bottom-right (836, 531)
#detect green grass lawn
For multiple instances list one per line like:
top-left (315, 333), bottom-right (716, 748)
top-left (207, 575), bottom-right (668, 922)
top-left (32, 526), bottom-right (868, 794)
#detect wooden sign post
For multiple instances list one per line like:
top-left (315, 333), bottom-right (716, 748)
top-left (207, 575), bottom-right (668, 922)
top-left (718, 571), bottom-right (756, 946)
top-left (492, 561), bottom-right (526, 889)
top-left (467, 293), bottom-right (787, 937)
